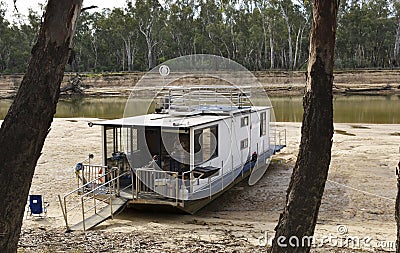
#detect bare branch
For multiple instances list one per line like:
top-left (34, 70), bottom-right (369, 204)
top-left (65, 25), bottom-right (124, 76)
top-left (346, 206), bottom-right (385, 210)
top-left (81, 5), bottom-right (98, 12)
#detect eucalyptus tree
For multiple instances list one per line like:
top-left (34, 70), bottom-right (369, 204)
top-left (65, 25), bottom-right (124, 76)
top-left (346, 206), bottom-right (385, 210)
top-left (135, 0), bottom-right (164, 70)
top-left (336, 0), bottom-right (395, 68)
top-left (164, 0), bottom-right (196, 58)
top-left (362, 0), bottom-right (393, 68)
top-left (393, 0), bottom-right (400, 66)
top-left (197, 0), bottom-right (225, 56)
top-left (271, 0), bottom-right (339, 251)
top-left (0, 1), bottom-right (83, 251)
top-left (103, 7), bottom-right (139, 71)
top-left (236, 5), bottom-right (263, 69)
top-left (254, 0), bottom-right (278, 69)
top-left (280, 0), bottom-right (295, 69)
top-left (0, 3), bottom-right (11, 72)
top-left (74, 11), bottom-right (97, 71)
top-left (219, 0), bottom-right (239, 60)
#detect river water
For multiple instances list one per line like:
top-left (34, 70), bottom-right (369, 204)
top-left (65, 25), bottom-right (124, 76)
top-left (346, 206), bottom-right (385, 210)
top-left (0, 95), bottom-right (398, 123)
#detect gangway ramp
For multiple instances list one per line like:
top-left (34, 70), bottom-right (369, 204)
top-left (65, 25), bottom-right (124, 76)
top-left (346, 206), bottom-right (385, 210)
top-left (60, 166), bottom-right (134, 231)
top-left (69, 195), bottom-right (128, 231)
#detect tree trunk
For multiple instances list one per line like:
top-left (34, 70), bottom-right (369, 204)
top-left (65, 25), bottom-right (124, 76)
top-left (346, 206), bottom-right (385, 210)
top-left (281, 6), bottom-right (293, 70)
top-left (139, 19), bottom-right (156, 71)
top-left (393, 18), bottom-right (400, 67)
top-left (271, 0), bottom-right (338, 252)
top-left (268, 21), bottom-right (275, 69)
top-left (123, 37), bottom-right (132, 72)
top-left (293, 26), bottom-right (301, 69)
top-left (294, 25), bottom-right (305, 70)
top-left (262, 20), bottom-right (268, 70)
top-left (148, 43), bottom-right (154, 70)
top-left (90, 35), bottom-right (98, 72)
top-left (396, 160), bottom-right (400, 252)
top-left (0, 0), bottom-right (82, 252)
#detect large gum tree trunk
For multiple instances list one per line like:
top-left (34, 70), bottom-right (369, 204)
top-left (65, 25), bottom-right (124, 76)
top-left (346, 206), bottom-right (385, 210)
top-left (396, 160), bottom-right (400, 252)
top-left (271, 1), bottom-right (338, 252)
top-left (0, 0), bottom-right (82, 252)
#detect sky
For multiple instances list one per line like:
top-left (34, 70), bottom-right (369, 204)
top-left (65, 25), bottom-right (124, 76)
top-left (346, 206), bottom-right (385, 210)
top-left (3, 0), bottom-right (127, 22)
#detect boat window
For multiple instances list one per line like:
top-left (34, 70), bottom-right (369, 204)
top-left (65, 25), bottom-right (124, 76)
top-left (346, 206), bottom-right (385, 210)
top-left (240, 138), bottom-right (248, 150)
top-left (132, 128), bottom-right (138, 151)
top-left (194, 125), bottom-right (218, 164)
top-left (260, 112), bottom-right (267, 136)
top-left (241, 116), bottom-right (249, 127)
top-left (105, 127), bottom-right (138, 158)
top-left (121, 127), bottom-right (138, 155)
top-left (105, 127), bottom-right (114, 159)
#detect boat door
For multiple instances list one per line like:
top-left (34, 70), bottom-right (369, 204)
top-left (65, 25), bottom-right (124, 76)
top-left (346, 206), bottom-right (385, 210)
top-left (145, 126), bottom-right (161, 168)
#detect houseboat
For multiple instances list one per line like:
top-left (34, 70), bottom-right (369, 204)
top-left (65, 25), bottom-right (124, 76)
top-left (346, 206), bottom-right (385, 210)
top-left (60, 85), bottom-right (285, 231)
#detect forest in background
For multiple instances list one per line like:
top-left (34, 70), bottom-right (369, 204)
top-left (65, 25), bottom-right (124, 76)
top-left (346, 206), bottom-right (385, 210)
top-left (1, 0), bottom-right (400, 73)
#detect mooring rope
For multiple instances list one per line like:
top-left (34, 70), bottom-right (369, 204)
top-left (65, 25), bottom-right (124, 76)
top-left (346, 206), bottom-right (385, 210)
top-left (326, 179), bottom-right (396, 203)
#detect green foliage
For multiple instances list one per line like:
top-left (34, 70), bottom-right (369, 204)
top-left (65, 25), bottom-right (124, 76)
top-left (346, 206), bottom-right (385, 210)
top-left (0, 0), bottom-right (399, 73)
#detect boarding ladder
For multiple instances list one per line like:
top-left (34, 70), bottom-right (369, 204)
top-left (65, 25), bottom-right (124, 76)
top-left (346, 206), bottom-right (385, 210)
top-left (58, 165), bottom-right (134, 231)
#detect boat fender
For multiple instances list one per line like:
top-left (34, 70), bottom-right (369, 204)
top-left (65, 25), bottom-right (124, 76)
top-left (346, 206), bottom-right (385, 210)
top-left (251, 152), bottom-right (258, 162)
top-left (98, 167), bottom-right (104, 183)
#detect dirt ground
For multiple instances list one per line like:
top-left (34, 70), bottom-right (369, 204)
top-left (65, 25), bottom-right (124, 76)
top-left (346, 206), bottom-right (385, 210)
top-left (16, 118), bottom-right (399, 252)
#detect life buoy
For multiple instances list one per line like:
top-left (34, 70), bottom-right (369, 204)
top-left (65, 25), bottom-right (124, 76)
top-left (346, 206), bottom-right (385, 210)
top-left (98, 168), bottom-right (105, 183)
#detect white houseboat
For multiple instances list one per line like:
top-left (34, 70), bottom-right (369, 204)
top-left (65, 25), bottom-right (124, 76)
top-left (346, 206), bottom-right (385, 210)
top-left (60, 86), bottom-right (285, 231)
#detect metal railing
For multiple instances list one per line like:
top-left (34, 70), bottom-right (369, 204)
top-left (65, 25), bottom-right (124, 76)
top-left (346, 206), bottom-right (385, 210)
top-left (155, 86), bottom-right (252, 114)
top-left (277, 129), bottom-right (287, 147)
top-left (134, 159), bottom-right (232, 204)
top-left (59, 166), bottom-right (133, 231)
top-left (75, 164), bottom-right (108, 192)
top-left (135, 168), bottom-right (181, 205)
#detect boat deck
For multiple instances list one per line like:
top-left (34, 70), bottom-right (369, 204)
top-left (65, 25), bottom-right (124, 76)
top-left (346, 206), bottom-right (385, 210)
top-left (63, 144), bottom-right (286, 231)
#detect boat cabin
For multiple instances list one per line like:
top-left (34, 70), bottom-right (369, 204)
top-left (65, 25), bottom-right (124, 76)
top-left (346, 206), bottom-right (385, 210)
top-left (90, 86), bottom-right (281, 204)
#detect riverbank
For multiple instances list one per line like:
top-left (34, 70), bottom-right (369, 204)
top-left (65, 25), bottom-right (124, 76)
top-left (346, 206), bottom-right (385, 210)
top-left (1, 69), bottom-right (400, 99)
top-left (19, 119), bottom-right (399, 252)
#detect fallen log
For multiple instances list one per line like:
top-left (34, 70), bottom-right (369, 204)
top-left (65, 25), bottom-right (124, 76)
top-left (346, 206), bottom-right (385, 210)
top-left (344, 84), bottom-right (393, 93)
top-left (60, 75), bottom-right (84, 95)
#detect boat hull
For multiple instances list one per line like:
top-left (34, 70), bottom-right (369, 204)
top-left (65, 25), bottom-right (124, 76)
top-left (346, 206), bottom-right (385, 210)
top-left (126, 158), bottom-right (268, 214)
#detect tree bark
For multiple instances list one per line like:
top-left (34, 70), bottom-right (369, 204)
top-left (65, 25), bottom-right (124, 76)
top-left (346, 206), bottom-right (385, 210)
top-left (396, 160), bottom-right (400, 252)
top-left (281, 5), bottom-right (293, 70)
top-left (393, 18), bottom-right (400, 67)
top-left (271, 0), bottom-right (338, 252)
top-left (0, 0), bottom-right (82, 252)
top-left (268, 20), bottom-right (275, 69)
top-left (139, 19), bottom-right (156, 70)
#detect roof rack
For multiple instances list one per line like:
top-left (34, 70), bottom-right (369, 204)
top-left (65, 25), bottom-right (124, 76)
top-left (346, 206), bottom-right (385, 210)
top-left (155, 86), bottom-right (252, 115)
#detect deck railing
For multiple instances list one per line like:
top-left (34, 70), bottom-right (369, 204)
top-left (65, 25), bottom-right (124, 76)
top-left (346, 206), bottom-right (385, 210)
top-left (59, 166), bottom-right (133, 231)
top-left (155, 86), bottom-right (252, 114)
top-left (134, 159), bottom-right (234, 203)
top-left (277, 129), bottom-right (287, 147)
top-left (75, 164), bottom-right (107, 191)
top-left (134, 168), bottom-right (181, 205)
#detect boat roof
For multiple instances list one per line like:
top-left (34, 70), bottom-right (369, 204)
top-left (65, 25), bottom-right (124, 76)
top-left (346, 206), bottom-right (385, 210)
top-left (92, 106), bottom-right (271, 128)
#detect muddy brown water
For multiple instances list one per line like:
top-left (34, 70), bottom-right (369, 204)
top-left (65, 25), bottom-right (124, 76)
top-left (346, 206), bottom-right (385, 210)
top-left (0, 95), bottom-right (399, 123)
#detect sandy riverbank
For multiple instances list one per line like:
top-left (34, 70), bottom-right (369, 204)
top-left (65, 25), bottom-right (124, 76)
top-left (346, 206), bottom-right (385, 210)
top-left (18, 118), bottom-right (399, 252)
top-left (1, 70), bottom-right (400, 99)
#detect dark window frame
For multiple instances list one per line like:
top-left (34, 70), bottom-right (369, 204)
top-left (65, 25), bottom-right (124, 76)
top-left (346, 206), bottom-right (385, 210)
top-left (194, 124), bottom-right (219, 164)
top-left (241, 116), bottom-right (249, 127)
top-left (260, 112), bottom-right (267, 136)
top-left (240, 138), bottom-right (248, 150)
